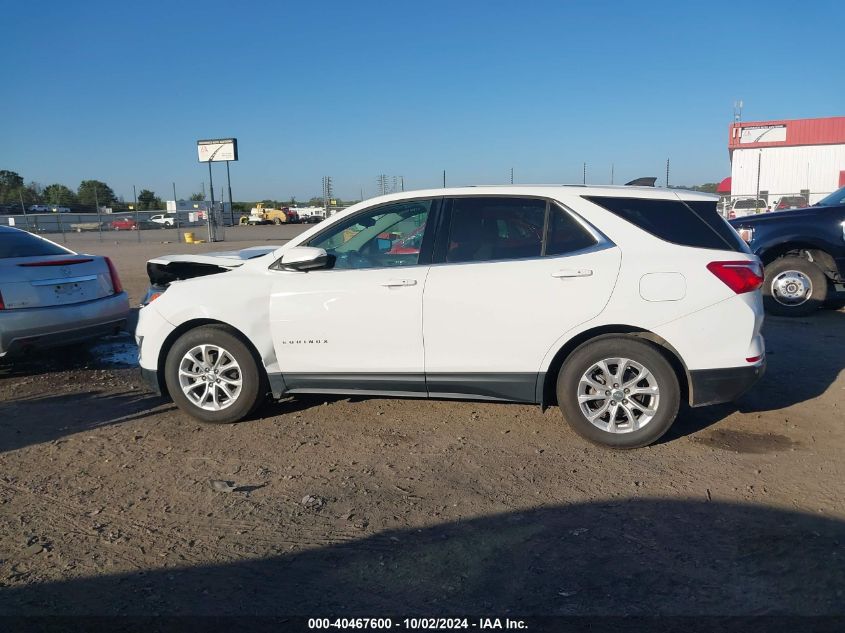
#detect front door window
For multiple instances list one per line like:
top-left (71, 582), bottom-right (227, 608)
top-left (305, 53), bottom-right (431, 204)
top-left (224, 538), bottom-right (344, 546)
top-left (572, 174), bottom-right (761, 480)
top-left (308, 200), bottom-right (432, 269)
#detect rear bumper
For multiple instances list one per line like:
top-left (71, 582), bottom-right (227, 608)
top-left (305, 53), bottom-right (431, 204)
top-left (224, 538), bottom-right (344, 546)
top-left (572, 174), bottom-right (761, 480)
top-left (688, 359), bottom-right (766, 407)
top-left (0, 292), bottom-right (130, 356)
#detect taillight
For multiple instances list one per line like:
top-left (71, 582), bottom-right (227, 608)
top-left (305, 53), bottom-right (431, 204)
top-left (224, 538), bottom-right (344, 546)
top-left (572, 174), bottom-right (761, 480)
top-left (0, 291), bottom-right (5, 310)
top-left (105, 257), bottom-right (123, 295)
top-left (707, 260), bottom-right (764, 294)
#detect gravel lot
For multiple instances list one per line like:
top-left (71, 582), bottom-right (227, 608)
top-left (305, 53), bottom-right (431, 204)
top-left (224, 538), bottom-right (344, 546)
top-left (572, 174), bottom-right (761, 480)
top-left (1, 226), bottom-right (843, 616)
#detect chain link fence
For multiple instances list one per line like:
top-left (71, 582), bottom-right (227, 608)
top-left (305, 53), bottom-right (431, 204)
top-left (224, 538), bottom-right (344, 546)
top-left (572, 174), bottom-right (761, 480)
top-left (718, 189), bottom-right (836, 219)
top-left (0, 206), bottom-right (233, 244)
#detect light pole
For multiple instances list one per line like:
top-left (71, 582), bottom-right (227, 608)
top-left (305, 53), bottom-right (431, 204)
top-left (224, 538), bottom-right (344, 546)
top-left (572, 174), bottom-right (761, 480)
top-left (752, 127), bottom-right (779, 210)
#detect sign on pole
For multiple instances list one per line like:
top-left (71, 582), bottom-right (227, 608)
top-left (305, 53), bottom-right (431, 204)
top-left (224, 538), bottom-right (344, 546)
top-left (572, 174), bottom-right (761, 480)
top-left (197, 138), bottom-right (239, 162)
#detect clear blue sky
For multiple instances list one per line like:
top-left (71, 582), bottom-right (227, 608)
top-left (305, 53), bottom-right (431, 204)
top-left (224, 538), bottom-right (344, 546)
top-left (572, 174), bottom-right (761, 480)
top-left (3, 0), bottom-right (843, 202)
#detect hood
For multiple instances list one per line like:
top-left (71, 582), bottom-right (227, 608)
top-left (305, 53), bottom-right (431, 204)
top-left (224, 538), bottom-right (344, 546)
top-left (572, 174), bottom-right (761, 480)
top-left (146, 245), bottom-right (278, 287)
top-left (147, 245), bottom-right (277, 268)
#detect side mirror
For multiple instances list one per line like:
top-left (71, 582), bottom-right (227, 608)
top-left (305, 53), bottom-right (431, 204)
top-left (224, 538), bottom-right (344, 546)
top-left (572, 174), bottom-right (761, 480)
top-left (276, 246), bottom-right (330, 272)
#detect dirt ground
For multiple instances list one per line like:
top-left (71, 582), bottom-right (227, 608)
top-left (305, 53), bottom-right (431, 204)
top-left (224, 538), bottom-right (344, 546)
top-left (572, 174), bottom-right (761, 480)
top-left (1, 227), bottom-right (844, 617)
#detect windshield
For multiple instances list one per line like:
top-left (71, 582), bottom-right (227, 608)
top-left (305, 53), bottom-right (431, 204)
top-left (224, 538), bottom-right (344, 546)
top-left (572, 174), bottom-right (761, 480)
top-left (815, 186), bottom-right (845, 207)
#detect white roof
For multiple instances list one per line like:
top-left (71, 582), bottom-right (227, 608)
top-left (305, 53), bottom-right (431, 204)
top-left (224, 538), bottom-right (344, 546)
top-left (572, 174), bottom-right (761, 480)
top-left (360, 185), bottom-right (718, 205)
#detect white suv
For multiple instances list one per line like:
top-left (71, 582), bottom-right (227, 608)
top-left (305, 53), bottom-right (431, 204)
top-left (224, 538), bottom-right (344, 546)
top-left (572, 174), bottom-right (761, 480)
top-left (136, 186), bottom-right (766, 448)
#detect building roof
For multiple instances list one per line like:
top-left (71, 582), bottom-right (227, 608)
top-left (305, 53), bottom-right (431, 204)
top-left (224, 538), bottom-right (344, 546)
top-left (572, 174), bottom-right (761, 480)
top-left (729, 116), bottom-right (845, 151)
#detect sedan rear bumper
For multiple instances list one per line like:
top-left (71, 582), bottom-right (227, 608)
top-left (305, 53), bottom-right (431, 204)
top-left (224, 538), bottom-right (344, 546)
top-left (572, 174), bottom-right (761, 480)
top-left (688, 360), bottom-right (766, 407)
top-left (0, 292), bottom-right (130, 356)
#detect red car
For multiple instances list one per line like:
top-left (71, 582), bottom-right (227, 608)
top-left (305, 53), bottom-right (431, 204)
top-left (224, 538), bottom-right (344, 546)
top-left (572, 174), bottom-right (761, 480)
top-left (110, 217), bottom-right (138, 231)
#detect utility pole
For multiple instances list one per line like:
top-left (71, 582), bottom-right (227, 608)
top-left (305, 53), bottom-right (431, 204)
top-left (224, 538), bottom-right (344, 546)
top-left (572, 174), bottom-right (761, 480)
top-left (94, 184), bottom-right (102, 242)
top-left (510, 167), bottom-right (514, 184)
top-left (400, 176), bottom-right (404, 192)
top-left (666, 158), bottom-right (670, 188)
top-left (133, 185), bottom-right (140, 243)
top-left (442, 170), bottom-right (446, 187)
top-left (19, 189), bottom-right (30, 232)
top-left (173, 182), bottom-right (180, 239)
top-left (583, 162), bottom-right (587, 184)
top-left (226, 161), bottom-right (234, 227)
top-left (207, 160), bottom-right (217, 242)
top-left (322, 176), bottom-right (334, 211)
top-left (611, 164), bottom-right (614, 185)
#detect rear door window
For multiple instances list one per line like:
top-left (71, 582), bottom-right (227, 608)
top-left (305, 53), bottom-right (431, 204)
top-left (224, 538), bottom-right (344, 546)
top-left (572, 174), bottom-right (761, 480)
top-left (0, 231), bottom-right (71, 258)
top-left (446, 197), bottom-right (546, 263)
top-left (585, 196), bottom-right (746, 252)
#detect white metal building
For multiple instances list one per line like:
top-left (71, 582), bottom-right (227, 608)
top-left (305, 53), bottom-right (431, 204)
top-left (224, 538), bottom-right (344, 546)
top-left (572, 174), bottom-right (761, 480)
top-left (728, 116), bottom-right (845, 205)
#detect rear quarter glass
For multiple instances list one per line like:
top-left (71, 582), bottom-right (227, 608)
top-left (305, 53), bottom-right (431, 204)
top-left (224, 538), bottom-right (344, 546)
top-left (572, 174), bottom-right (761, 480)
top-left (584, 196), bottom-right (747, 252)
top-left (0, 231), bottom-right (73, 258)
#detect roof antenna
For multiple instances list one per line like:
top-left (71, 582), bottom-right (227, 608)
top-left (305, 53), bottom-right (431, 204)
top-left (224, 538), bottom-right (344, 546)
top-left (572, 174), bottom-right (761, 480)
top-left (733, 100), bottom-right (743, 123)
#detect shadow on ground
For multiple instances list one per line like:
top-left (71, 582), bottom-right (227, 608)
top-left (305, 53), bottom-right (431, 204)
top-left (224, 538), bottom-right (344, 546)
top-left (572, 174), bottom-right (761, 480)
top-left (0, 499), bottom-right (842, 617)
top-left (0, 390), bottom-right (169, 453)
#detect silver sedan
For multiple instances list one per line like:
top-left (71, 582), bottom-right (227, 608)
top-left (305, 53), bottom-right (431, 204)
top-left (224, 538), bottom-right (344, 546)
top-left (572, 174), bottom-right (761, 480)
top-left (0, 226), bottom-right (130, 357)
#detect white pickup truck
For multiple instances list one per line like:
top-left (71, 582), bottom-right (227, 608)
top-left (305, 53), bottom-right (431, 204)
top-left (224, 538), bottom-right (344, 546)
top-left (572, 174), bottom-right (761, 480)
top-left (149, 214), bottom-right (176, 227)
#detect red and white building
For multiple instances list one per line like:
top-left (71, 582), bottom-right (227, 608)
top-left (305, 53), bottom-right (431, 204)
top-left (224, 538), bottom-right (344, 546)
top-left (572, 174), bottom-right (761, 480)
top-left (726, 116), bottom-right (845, 205)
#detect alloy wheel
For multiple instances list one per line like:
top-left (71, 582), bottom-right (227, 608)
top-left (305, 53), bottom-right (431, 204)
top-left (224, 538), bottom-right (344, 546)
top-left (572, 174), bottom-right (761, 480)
top-left (577, 357), bottom-right (660, 433)
top-left (178, 344), bottom-right (243, 411)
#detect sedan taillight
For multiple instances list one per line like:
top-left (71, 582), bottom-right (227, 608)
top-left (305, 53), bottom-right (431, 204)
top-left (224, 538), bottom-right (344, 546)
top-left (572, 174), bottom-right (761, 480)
top-left (0, 290), bottom-right (5, 310)
top-left (105, 257), bottom-right (123, 295)
top-left (707, 261), bottom-right (764, 294)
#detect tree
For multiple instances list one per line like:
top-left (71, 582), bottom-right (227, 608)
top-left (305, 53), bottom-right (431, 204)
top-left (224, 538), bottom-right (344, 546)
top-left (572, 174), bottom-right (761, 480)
top-left (43, 183), bottom-right (78, 205)
top-left (78, 180), bottom-right (116, 207)
top-left (189, 192), bottom-right (205, 201)
top-left (0, 170), bottom-right (25, 203)
top-left (137, 189), bottom-right (159, 210)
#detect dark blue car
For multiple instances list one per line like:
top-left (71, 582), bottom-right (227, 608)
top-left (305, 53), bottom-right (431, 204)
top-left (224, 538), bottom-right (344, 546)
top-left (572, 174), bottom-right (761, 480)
top-left (729, 186), bottom-right (845, 316)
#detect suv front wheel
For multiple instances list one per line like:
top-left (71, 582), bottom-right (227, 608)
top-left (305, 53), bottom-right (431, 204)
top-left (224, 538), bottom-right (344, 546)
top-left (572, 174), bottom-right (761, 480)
top-left (164, 325), bottom-right (265, 423)
top-left (556, 337), bottom-right (680, 449)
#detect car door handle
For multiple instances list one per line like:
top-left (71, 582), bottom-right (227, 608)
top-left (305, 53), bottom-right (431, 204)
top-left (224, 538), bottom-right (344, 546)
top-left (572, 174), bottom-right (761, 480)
top-left (380, 279), bottom-right (418, 287)
top-left (551, 269), bottom-right (593, 278)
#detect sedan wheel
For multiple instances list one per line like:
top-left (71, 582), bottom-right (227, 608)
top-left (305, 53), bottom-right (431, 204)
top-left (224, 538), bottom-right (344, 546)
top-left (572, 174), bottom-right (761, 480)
top-left (165, 325), bottom-right (265, 423)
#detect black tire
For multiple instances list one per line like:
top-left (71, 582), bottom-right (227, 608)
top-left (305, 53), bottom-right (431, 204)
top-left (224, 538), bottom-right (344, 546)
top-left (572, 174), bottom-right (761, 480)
top-left (556, 337), bottom-right (680, 449)
top-left (164, 325), bottom-right (266, 424)
top-left (763, 256), bottom-right (827, 317)
top-left (824, 281), bottom-right (845, 310)
top-left (273, 218), bottom-right (282, 225)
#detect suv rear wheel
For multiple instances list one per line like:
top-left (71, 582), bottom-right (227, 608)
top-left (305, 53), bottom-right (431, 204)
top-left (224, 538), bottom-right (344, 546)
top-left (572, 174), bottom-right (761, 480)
top-left (164, 325), bottom-right (265, 423)
top-left (763, 256), bottom-right (827, 317)
top-left (556, 337), bottom-right (680, 448)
